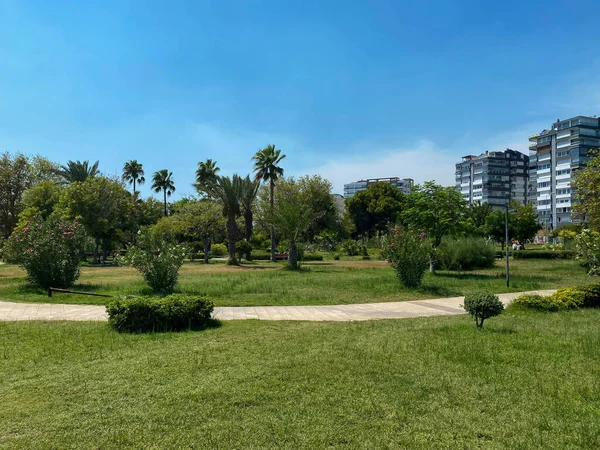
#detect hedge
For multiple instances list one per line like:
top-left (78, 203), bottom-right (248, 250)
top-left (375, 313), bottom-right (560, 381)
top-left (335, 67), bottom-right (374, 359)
top-left (512, 250), bottom-right (576, 260)
top-left (250, 251), bottom-right (324, 261)
top-left (106, 294), bottom-right (214, 333)
top-left (512, 284), bottom-right (600, 311)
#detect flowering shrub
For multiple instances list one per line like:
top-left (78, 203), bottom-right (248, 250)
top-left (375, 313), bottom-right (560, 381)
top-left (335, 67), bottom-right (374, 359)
top-left (119, 230), bottom-right (187, 295)
top-left (2, 217), bottom-right (86, 289)
top-left (575, 229), bottom-right (600, 275)
top-left (382, 227), bottom-right (429, 288)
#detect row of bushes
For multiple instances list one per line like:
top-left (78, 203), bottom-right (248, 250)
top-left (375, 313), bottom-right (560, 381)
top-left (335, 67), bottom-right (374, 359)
top-left (513, 284), bottom-right (600, 311)
top-left (106, 295), bottom-right (214, 333)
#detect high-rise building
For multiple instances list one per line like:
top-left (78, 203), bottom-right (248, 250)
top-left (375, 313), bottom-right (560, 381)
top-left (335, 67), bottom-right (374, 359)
top-left (455, 149), bottom-right (529, 208)
top-left (528, 116), bottom-right (600, 229)
top-left (343, 177), bottom-right (413, 198)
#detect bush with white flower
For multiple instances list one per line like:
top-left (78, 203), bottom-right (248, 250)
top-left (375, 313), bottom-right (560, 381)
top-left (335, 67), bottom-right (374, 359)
top-left (119, 229), bottom-right (187, 295)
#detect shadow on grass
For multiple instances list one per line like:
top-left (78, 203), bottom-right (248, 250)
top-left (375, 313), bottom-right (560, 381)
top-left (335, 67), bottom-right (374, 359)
top-left (433, 271), bottom-right (550, 283)
top-left (110, 319), bottom-right (223, 334)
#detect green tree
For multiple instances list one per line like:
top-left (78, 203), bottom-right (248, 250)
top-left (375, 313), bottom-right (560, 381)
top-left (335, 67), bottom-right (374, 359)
top-left (58, 177), bottom-right (129, 263)
top-left (345, 183), bottom-right (405, 238)
top-left (513, 202), bottom-right (540, 247)
top-left (484, 210), bottom-right (515, 251)
top-left (151, 169), bottom-right (176, 216)
top-left (18, 180), bottom-right (62, 225)
top-left (122, 160), bottom-right (145, 194)
top-left (253, 144), bottom-right (286, 262)
top-left (193, 159), bottom-right (220, 198)
top-left (403, 182), bottom-right (467, 271)
top-left (573, 149), bottom-right (600, 228)
top-left (57, 160), bottom-right (99, 185)
top-left (209, 175), bottom-right (243, 264)
top-left (240, 176), bottom-right (260, 258)
top-left (0, 152), bottom-right (33, 238)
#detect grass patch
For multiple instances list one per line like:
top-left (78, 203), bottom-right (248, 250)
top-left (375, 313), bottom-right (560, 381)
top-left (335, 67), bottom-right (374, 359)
top-left (1, 309), bottom-right (599, 448)
top-left (0, 258), bottom-right (593, 307)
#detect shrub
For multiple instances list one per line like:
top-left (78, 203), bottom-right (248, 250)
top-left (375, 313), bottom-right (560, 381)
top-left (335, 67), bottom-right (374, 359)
top-left (251, 250), bottom-right (271, 261)
top-left (382, 228), bottom-right (429, 288)
top-left (575, 229), bottom-right (600, 275)
top-left (551, 287), bottom-right (585, 309)
top-left (436, 237), bottom-right (495, 270)
top-left (343, 239), bottom-right (359, 257)
top-left (512, 250), bottom-right (576, 260)
top-left (362, 255), bottom-right (371, 260)
top-left (106, 294), bottom-right (214, 333)
top-left (302, 252), bottom-right (324, 261)
top-left (462, 291), bottom-right (504, 329)
top-left (576, 284), bottom-right (600, 307)
top-left (2, 217), bottom-right (86, 289)
top-left (235, 240), bottom-right (252, 261)
top-left (119, 230), bottom-right (187, 295)
top-left (210, 243), bottom-right (228, 257)
top-left (333, 253), bottom-right (341, 260)
top-left (512, 294), bottom-right (561, 312)
top-left (513, 286), bottom-right (593, 311)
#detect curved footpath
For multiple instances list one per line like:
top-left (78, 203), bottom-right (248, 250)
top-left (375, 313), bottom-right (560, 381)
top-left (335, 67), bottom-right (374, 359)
top-left (0, 290), bottom-right (556, 322)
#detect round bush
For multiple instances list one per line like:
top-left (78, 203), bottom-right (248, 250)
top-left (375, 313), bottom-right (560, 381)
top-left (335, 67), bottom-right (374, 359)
top-left (2, 217), bottom-right (86, 289)
top-left (462, 291), bottom-right (504, 329)
top-left (210, 243), bottom-right (228, 257)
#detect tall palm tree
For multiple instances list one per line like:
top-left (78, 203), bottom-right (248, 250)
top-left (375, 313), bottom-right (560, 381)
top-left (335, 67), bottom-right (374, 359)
top-left (122, 160), bottom-right (145, 194)
top-left (151, 169), bottom-right (176, 216)
top-left (240, 175), bottom-right (260, 259)
top-left (252, 144), bottom-right (286, 262)
top-left (193, 159), bottom-right (220, 197)
top-left (209, 174), bottom-right (243, 264)
top-left (57, 160), bottom-right (99, 185)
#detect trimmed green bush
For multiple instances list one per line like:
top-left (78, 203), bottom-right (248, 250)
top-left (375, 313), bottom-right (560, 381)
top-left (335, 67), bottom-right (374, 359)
top-left (512, 285), bottom-right (600, 311)
top-left (106, 294), bottom-right (214, 333)
top-left (551, 287), bottom-right (585, 309)
top-left (210, 243), bottom-right (228, 257)
top-left (512, 294), bottom-right (562, 312)
top-left (302, 252), bottom-right (324, 261)
top-left (577, 284), bottom-right (600, 307)
top-left (333, 253), bottom-right (341, 261)
top-left (436, 237), bottom-right (495, 271)
top-left (462, 291), bottom-right (504, 329)
top-left (512, 250), bottom-right (576, 260)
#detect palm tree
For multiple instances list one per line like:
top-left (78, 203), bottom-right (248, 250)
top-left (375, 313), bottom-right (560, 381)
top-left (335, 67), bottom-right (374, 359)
top-left (193, 159), bottom-right (220, 197)
top-left (252, 144), bottom-right (286, 262)
top-left (122, 160), bottom-right (145, 194)
top-left (209, 175), bottom-right (243, 264)
top-left (151, 169), bottom-right (176, 216)
top-left (57, 160), bottom-right (99, 184)
top-left (240, 175), bottom-right (260, 259)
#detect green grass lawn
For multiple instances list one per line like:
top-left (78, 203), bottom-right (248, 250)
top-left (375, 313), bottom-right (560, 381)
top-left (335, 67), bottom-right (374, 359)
top-left (0, 258), bottom-right (593, 306)
top-left (1, 308), bottom-right (599, 448)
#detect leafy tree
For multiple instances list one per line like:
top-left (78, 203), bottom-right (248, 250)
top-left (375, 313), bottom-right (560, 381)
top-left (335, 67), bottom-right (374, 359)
top-left (513, 202), bottom-right (540, 247)
top-left (17, 180), bottom-right (62, 225)
top-left (151, 169), bottom-right (176, 216)
top-left (460, 201), bottom-right (493, 236)
top-left (209, 175), bottom-right (243, 264)
top-left (253, 144), bottom-right (286, 262)
top-left (346, 183), bottom-right (405, 238)
top-left (403, 182), bottom-right (467, 271)
top-left (484, 210), bottom-right (515, 251)
top-left (30, 156), bottom-right (62, 183)
top-left (297, 175), bottom-right (339, 241)
top-left (193, 159), bottom-right (220, 198)
top-left (573, 149), bottom-right (600, 228)
top-left (122, 160), bottom-right (145, 194)
top-left (0, 152), bottom-right (33, 238)
top-left (58, 177), bottom-right (129, 263)
top-left (57, 160), bottom-right (99, 185)
top-left (240, 176), bottom-right (260, 257)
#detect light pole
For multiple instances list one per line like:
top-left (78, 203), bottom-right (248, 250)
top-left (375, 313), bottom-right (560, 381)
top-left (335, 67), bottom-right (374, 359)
top-left (505, 203), bottom-right (510, 287)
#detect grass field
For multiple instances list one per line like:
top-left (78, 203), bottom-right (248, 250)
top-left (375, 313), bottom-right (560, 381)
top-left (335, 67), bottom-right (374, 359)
top-left (0, 258), bottom-right (593, 306)
top-left (1, 308), bottom-right (599, 448)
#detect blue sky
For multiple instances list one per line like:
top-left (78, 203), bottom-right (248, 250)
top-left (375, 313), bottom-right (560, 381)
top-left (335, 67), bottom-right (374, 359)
top-left (2, 0), bottom-right (600, 197)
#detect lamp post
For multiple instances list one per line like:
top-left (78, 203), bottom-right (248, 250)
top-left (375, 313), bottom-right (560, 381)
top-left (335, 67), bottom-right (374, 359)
top-left (505, 203), bottom-right (510, 287)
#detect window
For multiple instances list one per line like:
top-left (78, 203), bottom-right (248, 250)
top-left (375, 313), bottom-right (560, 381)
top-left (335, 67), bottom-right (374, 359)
top-left (557, 169), bottom-right (571, 176)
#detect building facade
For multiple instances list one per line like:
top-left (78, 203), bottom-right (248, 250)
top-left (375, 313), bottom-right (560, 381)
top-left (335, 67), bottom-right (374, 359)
top-left (528, 116), bottom-right (600, 229)
top-left (343, 177), bottom-right (414, 198)
top-left (456, 149), bottom-right (529, 208)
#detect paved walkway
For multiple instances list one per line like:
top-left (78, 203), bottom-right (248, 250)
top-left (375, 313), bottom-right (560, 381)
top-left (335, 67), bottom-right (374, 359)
top-left (0, 290), bottom-right (556, 323)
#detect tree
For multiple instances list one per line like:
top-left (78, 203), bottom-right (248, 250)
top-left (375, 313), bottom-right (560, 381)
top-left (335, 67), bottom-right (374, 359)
top-left (240, 176), bottom-right (260, 258)
top-left (460, 201), bottom-right (493, 236)
top-left (122, 160), bottom-right (145, 194)
top-left (17, 180), bottom-right (62, 225)
top-left (253, 144), bottom-right (286, 262)
top-left (345, 183), bottom-right (405, 239)
top-left (573, 149), bottom-right (600, 228)
top-left (267, 177), bottom-right (326, 269)
top-left (513, 202), bottom-right (540, 247)
top-left (209, 175), bottom-right (243, 264)
top-left (58, 177), bottom-right (129, 263)
top-left (193, 159), bottom-right (220, 198)
top-left (403, 182), bottom-right (467, 271)
top-left (57, 160), bottom-right (99, 185)
top-left (484, 209), bottom-right (515, 251)
top-left (151, 169), bottom-right (176, 216)
top-left (0, 152), bottom-right (33, 238)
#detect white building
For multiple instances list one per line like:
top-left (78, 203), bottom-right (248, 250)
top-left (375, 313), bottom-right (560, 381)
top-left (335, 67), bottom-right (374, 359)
top-left (343, 177), bottom-right (413, 198)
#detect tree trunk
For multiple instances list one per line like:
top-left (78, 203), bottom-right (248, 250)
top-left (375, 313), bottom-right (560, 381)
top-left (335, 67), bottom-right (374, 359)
top-left (102, 234), bottom-right (109, 263)
top-left (93, 233), bottom-right (100, 264)
top-left (133, 179), bottom-right (136, 194)
top-left (429, 247), bottom-right (437, 273)
top-left (245, 211), bottom-right (253, 260)
top-left (203, 237), bottom-right (211, 264)
top-left (226, 216), bottom-right (238, 265)
top-left (288, 241), bottom-right (298, 269)
top-left (270, 179), bottom-right (276, 263)
top-left (163, 189), bottom-right (168, 216)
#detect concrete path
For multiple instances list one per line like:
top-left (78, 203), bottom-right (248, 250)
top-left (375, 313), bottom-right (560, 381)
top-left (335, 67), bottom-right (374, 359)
top-left (0, 290), bottom-right (556, 323)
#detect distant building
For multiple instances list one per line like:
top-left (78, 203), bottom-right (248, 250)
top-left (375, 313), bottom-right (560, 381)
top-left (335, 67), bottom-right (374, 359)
top-left (528, 115), bottom-right (600, 229)
top-left (343, 177), bottom-right (414, 198)
top-left (455, 149), bottom-right (529, 209)
top-left (331, 193), bottom-right (345, 217)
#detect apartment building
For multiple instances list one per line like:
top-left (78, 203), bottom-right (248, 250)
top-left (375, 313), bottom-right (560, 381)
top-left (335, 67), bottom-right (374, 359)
top-left (343, 177), bottom-right (414, 198)
top-left (528, 115), bottom-right (600, 229)
top-left (455, 149), bottom-right (529, 208)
